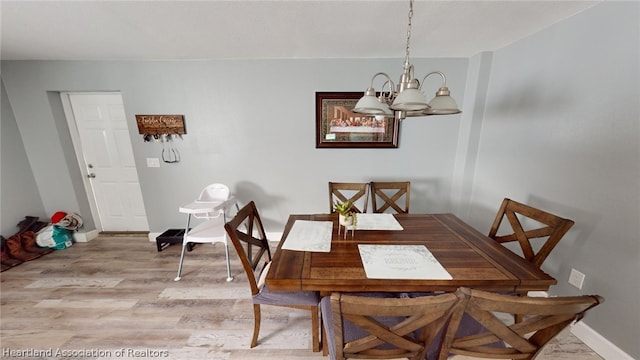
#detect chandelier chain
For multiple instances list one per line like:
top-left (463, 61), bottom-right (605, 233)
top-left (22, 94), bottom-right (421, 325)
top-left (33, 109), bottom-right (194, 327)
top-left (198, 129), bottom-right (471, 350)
top-left (404, 0), bottom-right (414, 66)
top-left (352, 0), bottom-right (460, 119)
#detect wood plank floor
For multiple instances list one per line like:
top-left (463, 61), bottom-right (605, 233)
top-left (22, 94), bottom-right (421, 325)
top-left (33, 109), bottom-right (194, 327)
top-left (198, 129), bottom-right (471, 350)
top-left (1, 235), bottom-right (603, 359)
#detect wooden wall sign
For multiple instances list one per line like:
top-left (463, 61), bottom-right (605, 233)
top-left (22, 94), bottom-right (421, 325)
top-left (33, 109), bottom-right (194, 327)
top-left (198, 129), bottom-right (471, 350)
top-left (135, 114), bottom-right (186, 135)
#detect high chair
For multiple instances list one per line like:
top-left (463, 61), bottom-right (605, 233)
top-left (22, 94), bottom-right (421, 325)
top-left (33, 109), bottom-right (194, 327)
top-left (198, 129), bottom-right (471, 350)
top-left (174, 183), bottom-right (238, 282)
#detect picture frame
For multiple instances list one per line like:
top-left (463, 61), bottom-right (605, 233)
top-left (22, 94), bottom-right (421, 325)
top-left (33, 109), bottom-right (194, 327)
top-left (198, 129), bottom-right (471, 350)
top-left (315, 92), bottom-right (399, 148)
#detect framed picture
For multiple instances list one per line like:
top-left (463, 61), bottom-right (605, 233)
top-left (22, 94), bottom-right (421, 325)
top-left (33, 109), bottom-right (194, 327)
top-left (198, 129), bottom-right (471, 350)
top-left (315, 92), bottom-right (399, 148)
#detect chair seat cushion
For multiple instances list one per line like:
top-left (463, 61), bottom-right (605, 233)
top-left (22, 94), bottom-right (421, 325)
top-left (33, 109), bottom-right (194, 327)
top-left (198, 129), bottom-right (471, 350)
top-left (424, 314), bottom-right (505, 360)
top-left (253, 284), bottom-right (319, 306)
top-left (321, 294), bottom-right (409, 360)
top-left (320, 297), bottom-right (337, 359)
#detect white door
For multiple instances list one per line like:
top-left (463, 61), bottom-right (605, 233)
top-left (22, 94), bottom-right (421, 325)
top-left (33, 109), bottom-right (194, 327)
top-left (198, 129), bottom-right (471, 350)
top-left (63, 93), bottom-right (149, 232)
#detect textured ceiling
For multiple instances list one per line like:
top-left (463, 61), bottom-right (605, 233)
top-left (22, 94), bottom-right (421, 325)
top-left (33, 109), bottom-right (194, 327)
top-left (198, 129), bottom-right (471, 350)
top-left (1, 1), bottom-right (600, 61)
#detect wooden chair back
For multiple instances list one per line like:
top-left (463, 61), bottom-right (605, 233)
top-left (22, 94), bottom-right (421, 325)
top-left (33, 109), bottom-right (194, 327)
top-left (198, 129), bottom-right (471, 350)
top-left (226, 202), bottom-right (321, 351)
top-left (329, 182), bottom-right (370, 213)
top-left (438, 287), bottom-right (603, 360)
top-left (370, 181), bottom-right (410, 214)
top-left (224, 201), bottom-right (271, 296)
top-left (488, 198), bottom-right (574, 269)
top-left (328, 291), bottom-right (463, 360)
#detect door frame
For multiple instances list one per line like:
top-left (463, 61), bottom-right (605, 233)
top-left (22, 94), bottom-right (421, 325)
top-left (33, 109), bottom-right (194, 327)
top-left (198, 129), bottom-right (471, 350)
top-left (60, 91), bottom-right (146, 234)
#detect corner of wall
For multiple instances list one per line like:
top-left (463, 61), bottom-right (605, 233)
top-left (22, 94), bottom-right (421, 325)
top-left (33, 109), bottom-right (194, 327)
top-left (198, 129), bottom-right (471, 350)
top-left (451, 51), bottom-right (493, 219)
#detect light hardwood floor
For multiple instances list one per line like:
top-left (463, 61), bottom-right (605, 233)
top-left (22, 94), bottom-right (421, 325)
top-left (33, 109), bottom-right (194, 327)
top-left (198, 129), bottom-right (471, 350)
top-left (1, 234), bottom-right (603, 360)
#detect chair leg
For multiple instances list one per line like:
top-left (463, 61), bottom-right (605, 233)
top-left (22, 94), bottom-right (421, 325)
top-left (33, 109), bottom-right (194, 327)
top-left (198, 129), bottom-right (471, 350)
top-left (224, 242), bottom-right (233, 282)
top-left (311, 306), bottom-right (320, 352)
top-left (251, 304), bottom-right (261, 348)
top-left (322, 321), bottom-right (328, 356)
top-left (174, 242), bottom-right (188, 281)
top-left (175, 215), bottom-right (192, 281)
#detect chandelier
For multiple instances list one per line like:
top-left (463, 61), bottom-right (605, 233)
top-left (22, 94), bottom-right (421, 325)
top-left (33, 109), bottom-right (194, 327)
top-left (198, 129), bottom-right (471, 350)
top-left (353, 0), bottom-right (461, 120)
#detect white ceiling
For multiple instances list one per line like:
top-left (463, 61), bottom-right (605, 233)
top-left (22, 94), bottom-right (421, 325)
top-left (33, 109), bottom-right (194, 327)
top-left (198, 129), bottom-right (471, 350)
top-left (1, 1), bottom-right (599, 61)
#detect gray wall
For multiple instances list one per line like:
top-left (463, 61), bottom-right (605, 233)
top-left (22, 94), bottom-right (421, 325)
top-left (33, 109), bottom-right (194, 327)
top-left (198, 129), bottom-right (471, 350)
top-left (1, 58), bottom-right (468, 234)
top-left (1, 2), bottom-right (638, 358)
top-left (1, 79), bottom-right (47, 236)
top-left (463, 2), bottom-right (639, 358)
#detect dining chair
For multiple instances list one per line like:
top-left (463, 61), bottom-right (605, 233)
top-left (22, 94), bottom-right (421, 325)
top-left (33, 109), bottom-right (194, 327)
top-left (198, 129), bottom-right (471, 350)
top-left (321, 291), bottom-right (463, 360)
top-left (174, 183), bottom-right (238, 282)
top-left (489, 198), bottom-right (576, 322)
top-left (437, 287), bottom-right (603, 360)
top-left (224, 201), bottom-right (321, 351)
top-left (370, 181), bottom-right (410, 214)
top-left (329, 182), bottom-right (370, 213)
top-left (488, 198), bottom-right (575, 269)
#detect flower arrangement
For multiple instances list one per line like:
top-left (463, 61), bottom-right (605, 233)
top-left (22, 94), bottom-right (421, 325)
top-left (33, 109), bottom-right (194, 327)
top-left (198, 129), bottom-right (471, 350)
top-left (334, 200), bottom-right (354, 217)
top-left (334, 201), bottom-right (357, 238)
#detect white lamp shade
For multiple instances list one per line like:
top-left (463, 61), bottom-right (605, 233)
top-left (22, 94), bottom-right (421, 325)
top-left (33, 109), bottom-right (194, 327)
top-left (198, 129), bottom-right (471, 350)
top-left (425, 94), bottom-right (461, 115)
top-left (390, 88), bottom-right (428, 111)
top-left (354, 94), bottom-right (387, 115)
top-left (378, 99), bottom-right (393, 116)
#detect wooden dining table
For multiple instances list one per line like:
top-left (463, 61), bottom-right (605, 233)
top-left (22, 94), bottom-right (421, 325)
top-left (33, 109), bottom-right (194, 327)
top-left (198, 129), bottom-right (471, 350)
top-left (266, 213), bottom-right (557, 295)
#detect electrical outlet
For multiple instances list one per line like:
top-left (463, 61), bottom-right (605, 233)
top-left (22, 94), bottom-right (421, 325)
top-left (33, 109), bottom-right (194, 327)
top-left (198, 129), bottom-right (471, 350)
top-left (568, 268), bottom-right (585, 289)
top-left (146, 158), bottom-right (160, 168)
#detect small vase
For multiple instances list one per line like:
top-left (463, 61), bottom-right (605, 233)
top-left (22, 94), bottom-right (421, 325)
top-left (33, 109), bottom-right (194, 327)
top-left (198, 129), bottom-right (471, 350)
top-left (339, 214), bottom-right (354, 226)
top-left (338, 214), bottom-right (355, 239)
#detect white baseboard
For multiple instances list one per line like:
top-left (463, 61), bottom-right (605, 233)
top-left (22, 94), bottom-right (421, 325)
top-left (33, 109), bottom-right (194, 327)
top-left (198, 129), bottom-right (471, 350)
top-left (73, 229), bottom-right (99, 242)
top-left (571, 321), bottom-right (635, 360)
top-left (148, 232), bottom-right (162, 242)
top-left (528, 291), bottom-right (632, 359)
top-left (77, 231), bottom-right (157, 243)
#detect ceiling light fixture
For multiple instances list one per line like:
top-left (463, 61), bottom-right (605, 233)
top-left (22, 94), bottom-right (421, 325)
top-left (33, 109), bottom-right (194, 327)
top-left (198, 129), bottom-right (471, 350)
top-left (353, 0), bottom-right (461, 120)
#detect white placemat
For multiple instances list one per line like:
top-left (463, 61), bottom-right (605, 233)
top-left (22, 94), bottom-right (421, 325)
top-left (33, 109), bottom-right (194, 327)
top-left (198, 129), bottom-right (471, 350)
top-left (281, 220), bottom-right (333, 252)
top-left (358, 244), bottom-right (452, 279)
top-left (347, 213), bottom-right (403, 230)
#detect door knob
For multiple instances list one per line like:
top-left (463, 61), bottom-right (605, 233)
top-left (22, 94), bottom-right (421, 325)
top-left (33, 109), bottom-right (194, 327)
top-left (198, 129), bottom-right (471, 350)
top-left (87, 173), bottom-right (96, 178)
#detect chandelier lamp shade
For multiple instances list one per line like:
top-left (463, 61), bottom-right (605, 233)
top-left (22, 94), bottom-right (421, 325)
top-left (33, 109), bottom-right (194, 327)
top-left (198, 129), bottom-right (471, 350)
top-left (353, 72), bottom-right (395, 116)
top-left (353, 0), bottom-right (461, 120)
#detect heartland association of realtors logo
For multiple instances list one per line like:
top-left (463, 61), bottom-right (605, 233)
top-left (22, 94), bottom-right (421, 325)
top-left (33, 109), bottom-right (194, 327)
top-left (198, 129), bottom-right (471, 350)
top-left (2, 347), bottom-right (170, 358)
